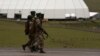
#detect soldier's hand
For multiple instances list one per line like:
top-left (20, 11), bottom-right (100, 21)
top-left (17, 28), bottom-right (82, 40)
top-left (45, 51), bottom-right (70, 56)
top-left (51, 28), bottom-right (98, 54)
top-left (46, 34), bottom-right (48, 38)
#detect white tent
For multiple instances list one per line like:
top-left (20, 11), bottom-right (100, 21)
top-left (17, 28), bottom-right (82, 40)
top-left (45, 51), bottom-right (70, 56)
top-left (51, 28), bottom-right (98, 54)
top-left (0, 0), bottom-right (90, 19)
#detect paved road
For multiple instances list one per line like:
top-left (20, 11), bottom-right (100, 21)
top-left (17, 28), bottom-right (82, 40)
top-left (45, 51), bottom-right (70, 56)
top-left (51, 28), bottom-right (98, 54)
top-left (0, 48), bottom-right (100, 56)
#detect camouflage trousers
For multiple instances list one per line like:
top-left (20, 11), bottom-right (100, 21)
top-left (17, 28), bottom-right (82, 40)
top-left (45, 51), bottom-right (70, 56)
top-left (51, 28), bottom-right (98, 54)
top-left (30, 32), bottom-right (44, 49)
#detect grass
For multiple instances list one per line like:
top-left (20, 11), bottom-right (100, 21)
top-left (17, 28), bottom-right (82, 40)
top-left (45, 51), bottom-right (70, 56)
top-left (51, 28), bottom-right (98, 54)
top-left (0, 20), bottom-right (100, 48)
top-left (0, 20), bottom-right (27, 48)
top-left (85, 0), bottom-right (100, 12)
top-left (44, 21), bottom-right (100, 48)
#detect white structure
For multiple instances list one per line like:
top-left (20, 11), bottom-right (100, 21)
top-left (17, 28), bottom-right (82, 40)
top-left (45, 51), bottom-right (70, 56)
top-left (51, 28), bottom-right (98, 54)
top-left (90, 12), bottom-right (100, 19)
top-left (0, 0), bottom-right (90, 19)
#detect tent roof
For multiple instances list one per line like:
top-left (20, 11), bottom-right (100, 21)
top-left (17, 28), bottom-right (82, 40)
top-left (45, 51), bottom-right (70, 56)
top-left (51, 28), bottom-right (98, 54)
top-left (0, 0), bottom-right (88, 9)
top-left (0, 0), bottom-right (90, 18)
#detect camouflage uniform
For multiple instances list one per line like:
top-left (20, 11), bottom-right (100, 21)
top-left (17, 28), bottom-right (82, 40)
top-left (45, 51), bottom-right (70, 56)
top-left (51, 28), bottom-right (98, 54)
top-left (22, 15), bottom-right (34, 50)
top-left (22, 11), bottom-right (36, 51)
top-left (31, 17), bottom-right (48, 53)
top-left (36, 13), bottom-right (48, 53)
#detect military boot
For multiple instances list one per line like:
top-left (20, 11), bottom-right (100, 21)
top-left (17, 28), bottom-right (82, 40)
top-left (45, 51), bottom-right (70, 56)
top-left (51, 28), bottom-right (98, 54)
top-left (22, 45), bottom-right (26, 51)
top-left (39, 48), bottom-right (45, 53)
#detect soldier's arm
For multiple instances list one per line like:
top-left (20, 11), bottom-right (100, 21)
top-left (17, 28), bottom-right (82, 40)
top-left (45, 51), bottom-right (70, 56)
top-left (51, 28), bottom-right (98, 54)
top-left (38, 25), bottom-right (48, 37)
top-left (25, 22), bottom-right (29, 35)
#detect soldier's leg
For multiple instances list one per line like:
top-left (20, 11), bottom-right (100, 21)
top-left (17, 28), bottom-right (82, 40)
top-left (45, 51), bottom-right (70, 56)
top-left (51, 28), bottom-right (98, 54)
top-left (22, 35), bottom-right (33, 51)
top-left (30, 34), bottom-right (39, 52)
top-left (38, 37), bottom-right (45, 53)
top-left (29, 40), bottom-right (38, 52)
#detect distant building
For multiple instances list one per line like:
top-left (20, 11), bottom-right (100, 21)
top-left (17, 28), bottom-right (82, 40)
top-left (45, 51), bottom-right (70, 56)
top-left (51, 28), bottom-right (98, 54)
top-left (0, 0), bottom-right (90, 19)
top-left (90, 12), bottom-right (100, 19)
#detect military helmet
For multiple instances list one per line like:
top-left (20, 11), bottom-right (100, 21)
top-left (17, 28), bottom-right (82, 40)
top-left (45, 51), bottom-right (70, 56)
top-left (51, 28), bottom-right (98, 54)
top-left (27, 15), bottom-right (32, 20)
top-left (40, 13), bottom-right (44, 19)
top-left (36, 13), bottom-right (41, 18)
top-left (36, 13), bottom-right (44, 19)
top-left (31, 11), bottom-right (36, 17)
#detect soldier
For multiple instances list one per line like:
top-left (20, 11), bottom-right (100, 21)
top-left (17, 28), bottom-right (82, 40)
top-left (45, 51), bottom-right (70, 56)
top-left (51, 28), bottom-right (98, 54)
top-left (31, 13), bottom-right (48, 53)
top-left (36, 13), bottom-right (42, 25)
top-left (22, 11), bottom-right (36, 51)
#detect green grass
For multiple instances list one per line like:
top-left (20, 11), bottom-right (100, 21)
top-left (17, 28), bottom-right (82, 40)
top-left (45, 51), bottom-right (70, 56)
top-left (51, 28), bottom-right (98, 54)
top-left (44, 21), bottom-right (100, 48)
top-left (0, 20), bottom-right (27, 48)
top-left (0, 20), bottom-right (100, 48)
top-left (85, 0), bottom-right (100, 12)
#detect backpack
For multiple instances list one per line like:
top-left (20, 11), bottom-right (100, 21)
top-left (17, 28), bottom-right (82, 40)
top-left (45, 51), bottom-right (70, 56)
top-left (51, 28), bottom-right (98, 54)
top-left (25, 21), bottom-right (30, 35)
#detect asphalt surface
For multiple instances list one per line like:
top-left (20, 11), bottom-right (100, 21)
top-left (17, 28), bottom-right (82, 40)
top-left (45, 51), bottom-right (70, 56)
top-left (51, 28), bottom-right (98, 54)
top-left (0, 48), bottom-right (100, 56)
